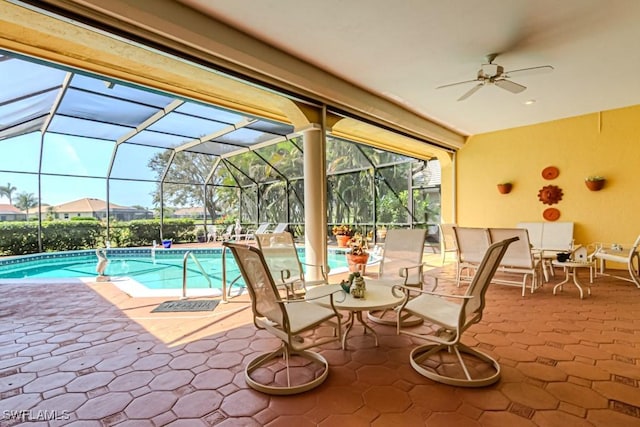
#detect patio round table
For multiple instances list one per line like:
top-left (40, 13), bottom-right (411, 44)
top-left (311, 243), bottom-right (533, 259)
top-left (306, 280), bottom-right (404, 349)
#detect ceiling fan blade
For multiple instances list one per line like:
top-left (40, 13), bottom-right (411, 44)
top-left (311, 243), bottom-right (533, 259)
top-left (503, 65), bottom-right (554, 78)
top-left (495, 79), bottom-right (526, 94)
top-left (436, 79), bottom-right (479, 89)
top-left (457, 83), bottom-right (484, 101)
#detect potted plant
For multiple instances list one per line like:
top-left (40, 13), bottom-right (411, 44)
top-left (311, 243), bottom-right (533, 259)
top-left (332, 224), bottom-right (353, 247)
top-left (585, 176), bottom-right (605, 191)
top-left (497, 182), bottom-right (513, 194)
top-left (346, 232), bottom-right (369, 272)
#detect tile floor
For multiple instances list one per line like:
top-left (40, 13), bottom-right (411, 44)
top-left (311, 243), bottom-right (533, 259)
top-left (1, 261), bottom-right (639, 426)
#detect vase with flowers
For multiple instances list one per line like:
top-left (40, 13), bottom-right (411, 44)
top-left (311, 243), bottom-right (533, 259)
top-left (332, 224), bottom-right (354, 247)
top-left (346, 232), bottom-right (369, 273)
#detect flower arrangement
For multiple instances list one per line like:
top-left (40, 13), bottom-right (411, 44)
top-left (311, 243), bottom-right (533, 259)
top-left (348, 232), bottom-right (368, 256)
top-left (332, 224), bottom-right (354, 236)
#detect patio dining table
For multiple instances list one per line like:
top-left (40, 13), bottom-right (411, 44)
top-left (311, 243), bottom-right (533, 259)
top-left (306, 280), bottom-right (404, 349)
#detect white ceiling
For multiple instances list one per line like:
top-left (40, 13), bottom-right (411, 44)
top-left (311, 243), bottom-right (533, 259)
top-left (177, 0), bottom-right (640, 136)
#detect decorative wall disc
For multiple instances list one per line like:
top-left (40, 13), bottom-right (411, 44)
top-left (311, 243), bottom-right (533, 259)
top-left (542, 166), bottom-right (559, 180)
top-left (538, 185), bottom-right (563, 205)
top-left (543, 208), bottom-right (560, 221)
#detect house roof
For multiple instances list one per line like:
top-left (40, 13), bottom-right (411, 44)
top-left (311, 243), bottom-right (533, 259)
top-left (53, 198), bottom-right (135, 213)
top-left (0, 204), bottom-right (24, 215)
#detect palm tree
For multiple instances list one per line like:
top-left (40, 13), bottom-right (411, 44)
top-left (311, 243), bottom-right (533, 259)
top-left (0, 182), bottom-right (17, 205)
top-left (15, 192), bottom-right (38, 217)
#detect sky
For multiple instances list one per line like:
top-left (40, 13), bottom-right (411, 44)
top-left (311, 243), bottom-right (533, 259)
top-left (0, 132), bottom-right (158, 208)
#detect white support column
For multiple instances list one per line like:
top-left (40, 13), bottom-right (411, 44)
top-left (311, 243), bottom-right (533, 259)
top-left (302, 124), bottom-right (327, 282)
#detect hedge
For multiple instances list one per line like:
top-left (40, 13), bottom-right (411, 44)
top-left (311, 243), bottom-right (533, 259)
top-left (118, 219), bottom-right (195, 247)
top-left (0, 218), bottom-right (196, 256)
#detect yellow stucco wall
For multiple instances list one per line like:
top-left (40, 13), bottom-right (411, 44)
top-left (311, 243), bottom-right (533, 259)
top-left (456, 105), bottom-right (640, 247)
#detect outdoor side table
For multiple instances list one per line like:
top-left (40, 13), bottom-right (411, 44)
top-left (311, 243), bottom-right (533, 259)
top-left (551, 260), bottom-right (595, 299)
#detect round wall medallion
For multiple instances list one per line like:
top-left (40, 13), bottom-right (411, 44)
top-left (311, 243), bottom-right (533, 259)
top-left (542, 166), bottom-right (559, 180)
top-left (543, 208), bottom-right (560, 221)
top-left (538, 185), bottom-right (563, 205)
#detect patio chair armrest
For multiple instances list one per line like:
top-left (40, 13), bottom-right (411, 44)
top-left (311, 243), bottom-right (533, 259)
top-left (301, 284), bottom-right (347, 306)
top-left (398, 263), bottom-right (424, 277)
top-left (301, 262), bottom-right (331, 279)
top-left (392, 284), bottom-right (473, 300)
top-left (277, 269), bottom-right (293, 282)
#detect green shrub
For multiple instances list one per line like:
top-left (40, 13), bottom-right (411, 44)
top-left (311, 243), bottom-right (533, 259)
top-left (0, 218), bottom-right (196, 255)
top-left (124, 218), bottom-right (195, 246)
top-left (0, 222), bottom-right (39, 255)
top-left (0, 220), bottom-right (104, 255)
top-left (107, 223), bottom-right (131, 248)
top-left (42, 220), bottom-right (104, 251)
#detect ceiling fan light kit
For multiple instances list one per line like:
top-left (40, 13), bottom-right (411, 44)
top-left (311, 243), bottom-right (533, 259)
top-left (437, 53), bottom-right (553, 101)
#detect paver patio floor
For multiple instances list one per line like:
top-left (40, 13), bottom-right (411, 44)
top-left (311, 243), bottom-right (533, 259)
top-left (1, 261), bottom-right (639, 426)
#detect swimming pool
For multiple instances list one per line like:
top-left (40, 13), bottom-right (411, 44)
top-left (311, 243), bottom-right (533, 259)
top-left (0, 247), bottom-right (355, 297)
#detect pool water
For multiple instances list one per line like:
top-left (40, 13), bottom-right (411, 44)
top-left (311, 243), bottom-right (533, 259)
top-left (0, 249), bottom-right (352, 292)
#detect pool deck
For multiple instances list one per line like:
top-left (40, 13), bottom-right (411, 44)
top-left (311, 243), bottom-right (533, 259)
top-left (1, 255), bottom-right (640, 426)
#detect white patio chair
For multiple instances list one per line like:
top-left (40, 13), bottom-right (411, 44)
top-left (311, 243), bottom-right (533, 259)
top-left (593, 235), bottom-right (640, 288)
top-left (453, 226), bottom-right (491, 286)
top-left (206, 225), bottom-right (217, 242)
top-left (271, 223), bottom-right (289, 234)
top-left (488, 228), bottom-right (541, 296)
top-left (223, 242), bottom-right (342, 395)
top-left (244, 222), bottom-right (271, 241)
top-left (394, 236), bottom-right (518, 387)
top-left (221, 224), bottom-right (235, 240)
top-left (439, 223), bottom-right (458, 266)
top-left (518, 221), bottom-right (574, 280)
top-left (256, 231), bottom-right (329, 299)
top-left (367, 228), bottom-right (428, 325)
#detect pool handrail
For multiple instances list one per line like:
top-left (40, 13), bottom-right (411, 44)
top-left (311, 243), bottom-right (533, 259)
top-left (182, 251), bottom-right (213, 299)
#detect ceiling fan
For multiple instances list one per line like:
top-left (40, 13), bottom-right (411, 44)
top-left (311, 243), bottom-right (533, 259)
top-left (437, 53), bottom-right (554, 101)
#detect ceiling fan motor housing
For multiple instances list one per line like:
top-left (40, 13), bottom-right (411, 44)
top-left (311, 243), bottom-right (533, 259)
top-left (480, 63), bottom-right (503, 78)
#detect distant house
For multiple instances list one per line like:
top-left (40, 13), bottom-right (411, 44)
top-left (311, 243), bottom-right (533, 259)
top-left (0, 204), bottom-right (26, 221)
top-left (23, 204), bottom-right (53, 220)
top-left (51, 198), bottom-right (151, 221)
top-left (173, 206), bottom-right (205, 219)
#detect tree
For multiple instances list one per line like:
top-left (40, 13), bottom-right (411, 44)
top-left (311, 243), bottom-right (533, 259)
top-left (15, 192), bottom-right (38, 216)
top-left (45, 206), bottom-right (57, 221)
top-left (148, 151), bottom-right (218, 220)
top-left (0, 182), bottom-right (17, 205)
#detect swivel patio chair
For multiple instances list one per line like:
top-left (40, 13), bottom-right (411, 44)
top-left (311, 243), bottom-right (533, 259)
top-left (453, 226), bottom-right (491, 286)
top-left (256, 231), bottom-right (329, 299)
top-left (439, 223), bottom-right (458, 266)
top-left (223, 242), bottom-right (343, 395)
top-left (488, 227), bottom-right (541, 296)
top-left (368, 228), bottom-right (428, 325)
top-left (394, 236), bottom-right (517, 387)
